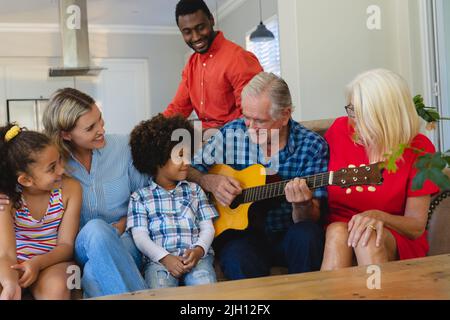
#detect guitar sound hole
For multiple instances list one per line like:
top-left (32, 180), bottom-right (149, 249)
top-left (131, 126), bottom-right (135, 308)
top-left (230, 196), bottom-right (243, 209)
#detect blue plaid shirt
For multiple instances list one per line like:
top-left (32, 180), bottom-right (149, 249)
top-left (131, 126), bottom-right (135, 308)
top-left (192, 118), bottom-right (329, 232)
top-left (127, 179), bottom-right (218, 257)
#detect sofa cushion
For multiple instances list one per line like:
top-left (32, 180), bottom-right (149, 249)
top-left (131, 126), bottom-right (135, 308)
top-left (299, 118), bottom-right (335, 137)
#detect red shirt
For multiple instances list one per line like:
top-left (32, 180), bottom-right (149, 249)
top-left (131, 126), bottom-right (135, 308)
top-left (163, 32), bottom-right (263, 129)
top-left (325, 117), bottom-right (439, 259)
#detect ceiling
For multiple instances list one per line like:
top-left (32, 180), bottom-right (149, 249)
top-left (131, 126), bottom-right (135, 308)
top-left (0, 0), bottom-right (231, 26)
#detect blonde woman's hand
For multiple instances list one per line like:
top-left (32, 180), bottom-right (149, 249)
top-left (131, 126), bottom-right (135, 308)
top-left (347, 210), bottom-right (385, 248)
top-left (11, 259), bottom-right (41, 288)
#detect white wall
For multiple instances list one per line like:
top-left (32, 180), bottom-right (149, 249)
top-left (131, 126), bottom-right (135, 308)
top-left (0, 0), bottom-right (433, 127)
top-left (0, 31), bottom-right (186, 119)
top-left (406, 0), bottom-right (426, 98)
top-left (278, 0), bottom-right (423, 122)
top-left (0, 57), bottom-right (150, 134)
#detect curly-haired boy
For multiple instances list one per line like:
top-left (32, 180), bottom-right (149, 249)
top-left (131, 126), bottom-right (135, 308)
top-left (127, 114), bottom-right (218, 288)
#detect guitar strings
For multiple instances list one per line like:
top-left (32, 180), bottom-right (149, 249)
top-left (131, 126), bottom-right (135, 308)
top-left (242, 172), bottom-right (330, 203)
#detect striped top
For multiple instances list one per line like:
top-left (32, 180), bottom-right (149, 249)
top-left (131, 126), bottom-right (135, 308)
top-left (15, 189), bottom-right (65, 261)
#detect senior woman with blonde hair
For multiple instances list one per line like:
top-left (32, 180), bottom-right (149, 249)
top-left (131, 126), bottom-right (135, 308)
top-left (321, 69), bottom-right (439, 270)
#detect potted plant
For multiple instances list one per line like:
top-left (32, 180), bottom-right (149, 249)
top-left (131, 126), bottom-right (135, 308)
top-left (385, 95), bottom-right (450, 190)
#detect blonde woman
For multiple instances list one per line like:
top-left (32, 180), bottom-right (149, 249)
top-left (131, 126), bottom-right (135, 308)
top-left (321, 69), bottom-right (439, 270)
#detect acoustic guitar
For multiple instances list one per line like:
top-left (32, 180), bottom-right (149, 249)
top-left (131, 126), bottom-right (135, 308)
top-left (208, 163), bottom-right (384, 237)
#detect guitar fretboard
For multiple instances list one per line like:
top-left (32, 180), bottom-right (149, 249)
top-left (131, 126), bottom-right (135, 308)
top-left (242, 172), bottom-right (331, 204)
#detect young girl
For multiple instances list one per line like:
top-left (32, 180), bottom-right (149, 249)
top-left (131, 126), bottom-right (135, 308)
top-left (127, 115), bottom-right (218, 288)
top-left (0, 124), bottom-right (81, 300)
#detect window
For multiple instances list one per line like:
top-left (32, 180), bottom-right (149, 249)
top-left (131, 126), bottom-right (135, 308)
top-left (246, 16), bottom-right (281, 76)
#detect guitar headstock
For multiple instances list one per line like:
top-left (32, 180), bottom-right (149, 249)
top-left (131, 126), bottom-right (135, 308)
top-left (331, 163), bottom-right (384, 188)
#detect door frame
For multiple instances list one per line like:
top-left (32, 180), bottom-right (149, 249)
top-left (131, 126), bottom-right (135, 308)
top-left (419, 0), bottom-right (450, 151)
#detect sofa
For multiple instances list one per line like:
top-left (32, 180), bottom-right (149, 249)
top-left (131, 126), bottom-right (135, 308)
top-left (427, 169), bottom-right (450, 255)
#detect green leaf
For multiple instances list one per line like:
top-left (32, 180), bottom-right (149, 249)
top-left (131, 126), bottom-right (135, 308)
top-left (443, 156), bottom-right (450, 165)
top-left (413, 93), bottom-right (447, 123)
top-left (384, 144), bottom-right (408, 173)
top-left (417, 102), bottom-right (426, 109)
top-left (415, 153), bottom-right (432, 170)
top-left (412, 170), bottom-right (427, 191)
top-left (426, 109), bottom-right (441, 121)
top-left (427, 168), bottom-right (450, 190)
top-left (413, 95), bottom-right (423, 104)
top-left (416, 109), bottom-right (433, 122)
top-left (430, 152), bottom-right (447, 171)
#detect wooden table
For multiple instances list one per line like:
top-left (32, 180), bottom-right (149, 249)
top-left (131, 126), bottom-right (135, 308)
top-left (98, 254), bottom-right (450, 300)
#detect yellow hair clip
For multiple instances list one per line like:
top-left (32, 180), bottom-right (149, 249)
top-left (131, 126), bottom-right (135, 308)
top-left (5, 125), bottom-right (21, 142)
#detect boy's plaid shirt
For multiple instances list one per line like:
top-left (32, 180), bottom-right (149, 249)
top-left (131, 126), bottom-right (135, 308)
top-left (127, 179), bottom-right (218, 256)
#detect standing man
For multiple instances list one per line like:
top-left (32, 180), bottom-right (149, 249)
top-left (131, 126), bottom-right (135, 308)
top-left (163, 0), bottom-right (263, 129)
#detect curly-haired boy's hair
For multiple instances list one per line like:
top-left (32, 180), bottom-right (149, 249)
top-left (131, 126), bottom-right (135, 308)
top-left (0, 124), bottom-right (52, 208)
top-left (130, 114), bottom-right (194, 176)
top-left (175, 0), bottom-right (212, 25)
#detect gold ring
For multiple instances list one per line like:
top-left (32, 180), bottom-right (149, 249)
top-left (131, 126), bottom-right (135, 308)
top-left (367, 224), bottom-right (377, 231)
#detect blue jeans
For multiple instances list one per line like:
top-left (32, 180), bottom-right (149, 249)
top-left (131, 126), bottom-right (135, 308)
top-left (218, 221), bottom-right (324, 280)
top-left (144, 254), bottom-right (216, 289)
top-left (75, 219), bottom-right (148, 298)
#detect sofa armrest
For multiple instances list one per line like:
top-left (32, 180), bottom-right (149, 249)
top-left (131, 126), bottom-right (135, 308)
top-left (427, 168), bottom-right (450, 255)
top-left (427, 168), bottom-right (450, 228)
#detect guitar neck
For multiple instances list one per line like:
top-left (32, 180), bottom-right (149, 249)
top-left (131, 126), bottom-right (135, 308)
top-left (242, 172), bottom-right (331, 204)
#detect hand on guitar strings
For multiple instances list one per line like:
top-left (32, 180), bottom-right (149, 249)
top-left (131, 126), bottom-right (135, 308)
top-left (202, 174), bottom-right (242, 207)
top-left (284, 177), bottom-right (313, 206)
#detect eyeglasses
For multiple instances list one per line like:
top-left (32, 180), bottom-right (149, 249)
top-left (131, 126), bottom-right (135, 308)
top-left (344, 104), bottom-right (355, 118)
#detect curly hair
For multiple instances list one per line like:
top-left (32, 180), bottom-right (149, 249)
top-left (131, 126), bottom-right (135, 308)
top-left (130, 114), bottom-right (194, 176)
top-left (0, 124), bottom-right (52, 208)
top-left (175, 0), bottom-right (212, 25)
